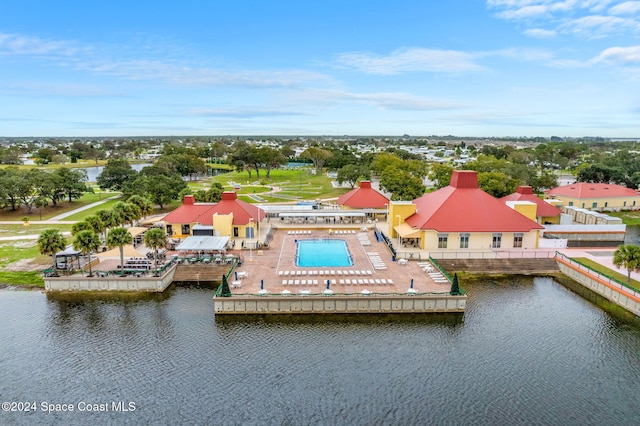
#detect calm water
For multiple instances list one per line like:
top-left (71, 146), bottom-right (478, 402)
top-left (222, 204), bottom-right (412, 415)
top-left (2, 277), bottom-right (640, 425)
top-left (297, 239), bottom-right (353, 267)
top-left (79, 164), bottom-right (149, 183)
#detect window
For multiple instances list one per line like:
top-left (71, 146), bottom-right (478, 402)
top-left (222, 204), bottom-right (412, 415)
top-left (568, 201), bottom-right (574, 206)
top-left (166, 225), bottom-right (173, 236)
top-left (492, 233), bottom-right (502, 248)
top-left (624, 201), bottom-right (627, 207)
top-left (181, 224), bottom-right (190, 235)
top-left (513, 233), bottom-right (523, 248)
top-left (438, 233), bottom-right (448, 249)
top-left (582, 203), bottom-right (585, 208)
top-left (604, 202), bottom-right (608, 207)
top-left (592, 202), bottom-right (597, 208)
top-left (460, 233), bottom-right (469, 249)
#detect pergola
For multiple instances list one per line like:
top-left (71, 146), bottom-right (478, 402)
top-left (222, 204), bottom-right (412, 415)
top-left (278, 211), bottom-right (366, 225)
top-left (175, 236), bottom-right (230, 253)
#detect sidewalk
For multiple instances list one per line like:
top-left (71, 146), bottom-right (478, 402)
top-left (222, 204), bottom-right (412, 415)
top-left (559, 248), bottom-right (640, 282)
top-left (49, 195), bottom-right (121, 220)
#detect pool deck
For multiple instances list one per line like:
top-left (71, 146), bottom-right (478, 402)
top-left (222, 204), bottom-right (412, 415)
top-left (215, 228), bottom-right (466, 314)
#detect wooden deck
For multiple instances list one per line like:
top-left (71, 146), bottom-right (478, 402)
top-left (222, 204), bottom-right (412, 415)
top-left (435, 258), bottom-right (560, 275)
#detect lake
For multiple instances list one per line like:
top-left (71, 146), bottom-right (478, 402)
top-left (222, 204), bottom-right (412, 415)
top-left (1, 277), bottom-right (640, 425)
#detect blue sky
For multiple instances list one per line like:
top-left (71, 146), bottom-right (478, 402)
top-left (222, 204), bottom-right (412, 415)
top-left (1, 0), bottom-right (639, 137)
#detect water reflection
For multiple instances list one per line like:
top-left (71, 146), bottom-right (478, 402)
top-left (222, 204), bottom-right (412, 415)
top-left (2, 277), bottom-right (640, 425)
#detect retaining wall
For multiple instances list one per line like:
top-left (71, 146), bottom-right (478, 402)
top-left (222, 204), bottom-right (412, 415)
top-left (214, 294), bottom-right (466, 314)
top-left (556, 256), bottom-right (640, 316)
top-left (44, 265), bottom-right (177, 293)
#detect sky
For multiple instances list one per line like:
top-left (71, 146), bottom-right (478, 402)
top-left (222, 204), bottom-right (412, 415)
top-left (1, 0), bottom-right (639, 138)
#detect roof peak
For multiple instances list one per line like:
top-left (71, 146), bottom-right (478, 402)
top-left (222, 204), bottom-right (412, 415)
top-left (450, 170), bottom-right (478, 189)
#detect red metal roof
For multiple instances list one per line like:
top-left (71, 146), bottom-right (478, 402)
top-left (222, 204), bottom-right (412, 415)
top-left (337, 181), bottom-right (390, 209)
top-left (405, 171), bottom-right (543, 232)
top-left (500, 186), bottom-right (562, 217)
top-left (161, 192), bottom-right (264, 226)
top-left (545, 182), bottom-right (640, 199)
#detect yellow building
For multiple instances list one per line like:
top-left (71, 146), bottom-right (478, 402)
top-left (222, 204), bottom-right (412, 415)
top-left (389, 171), bottom-right (543, 251)
top-left (545, 182), bottom-right (640, 211)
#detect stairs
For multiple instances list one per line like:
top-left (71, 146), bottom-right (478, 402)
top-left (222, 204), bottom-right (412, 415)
top-left (434, 258), bottom-right (559, 275)
top-left (172, 264), bottom-right (233, 283)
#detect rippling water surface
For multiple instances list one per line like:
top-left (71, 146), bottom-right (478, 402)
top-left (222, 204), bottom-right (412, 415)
top-left (2, 277), bottom-right (640, 425)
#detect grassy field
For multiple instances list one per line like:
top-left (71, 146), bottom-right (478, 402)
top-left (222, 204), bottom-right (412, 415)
top-left (0, 239), bottom-right (57, 287)
top-left (0, 191), bottom-right (121, 221)
top-left (573, 257), bottom-right (640, 291)
top-left (608, 211), bottom-right (640, 225)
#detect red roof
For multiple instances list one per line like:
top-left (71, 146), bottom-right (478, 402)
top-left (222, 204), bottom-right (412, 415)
top-left (161, 192), bottom-right (264, 226)
top-left (337, 181), bottom-right (390, 209)
top-left (405, 171), bottom-right (543, 233)
top-left (501, 186), bottom-right (562, 217)
top-left (545, 182), bottom-right (640, 199)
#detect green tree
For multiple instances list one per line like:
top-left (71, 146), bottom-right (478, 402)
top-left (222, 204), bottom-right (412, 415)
top-left (96, 158), bottom-right (137, 191)
top-left (144, 227), bottom-right (167, 273)
top-left (127, 195), bottom-right (154, 218)
top-left (113, 202), bottom-right (141, 226)
top-left (300, 146), bottom-right (332, 175)
top-left (71, 221), bottom-right (92, 236)
top-left (477, 172), bottom-right (520, 198)
top-left (428, 163), bottom-right (454, 189)
top-left (84, 215), bottom-right (106, 238)
top-left (106, 227), bottom-right (133, 271)
top-left (37, 228), bottom-right (67, 275)
top-left (54, 167), bottom-right (88, 202)
top-left (73, 230), bottom-right (100, 276)
top-left (380, 168), bottom-right (425, 200)
top-left (337, 164), bottom-right (371, 188)
top-left (613, 244), bottom-right (640, 284)
top-left (96, 209), bottom-right (121, 240)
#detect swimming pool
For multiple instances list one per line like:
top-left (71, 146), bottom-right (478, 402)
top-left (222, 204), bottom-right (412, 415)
top-left (296, 239), bottom-right (353, 267)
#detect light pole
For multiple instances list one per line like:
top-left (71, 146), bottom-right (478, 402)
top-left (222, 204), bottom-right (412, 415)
top-left (249, 218), bottom-right (254, 262)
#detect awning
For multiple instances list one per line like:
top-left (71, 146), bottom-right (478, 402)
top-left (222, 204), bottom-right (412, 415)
top-left (128, 227), bottom-right (147, 238)
top-left (96, 244), bottom-right (144, 258)
top-left (394, 223), bottom-right (422, 238)
top-left (176, 236), bottom-right (230, 252)
top-left (278, 212), bottom-right (365, 217)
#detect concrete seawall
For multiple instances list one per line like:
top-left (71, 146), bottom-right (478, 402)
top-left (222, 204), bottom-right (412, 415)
top-left (556, 255), bottom-right (640, 316)
top-left (44, 265), bottom-right (177, 292)
top-left (214, 293), bottom-right (466, 314)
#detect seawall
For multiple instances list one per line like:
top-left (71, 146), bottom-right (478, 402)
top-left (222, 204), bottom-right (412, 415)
top-left (556, 254), bottom-right (640, 317)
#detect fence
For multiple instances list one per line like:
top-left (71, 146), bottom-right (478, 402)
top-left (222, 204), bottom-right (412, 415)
top-left (555, 251), bottom-right (640, 299)
top-left (429, 250), bottom-right (557, 260)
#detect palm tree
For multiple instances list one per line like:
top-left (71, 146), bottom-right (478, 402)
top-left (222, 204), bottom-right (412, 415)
top-left (96, 209), bottom-right (121, 240)
top-left (37, 229), bottom-right (66, 276)
top-left (84, 215), bottom-right (105, 237)
top-left (128, 195), bottom-right (154, 219)
top-left (73, 230), bottom-right (100, 276)
top-left (71, 221), bottom-right (92, 236)
top-left (144, 228), bottom-right (166, 273)
top-left (613, 244), bottom-right (640, 284)
top-left (114, 202), bottom-right (140, 226)
top-left (106, 227), bottom-right (133, 271)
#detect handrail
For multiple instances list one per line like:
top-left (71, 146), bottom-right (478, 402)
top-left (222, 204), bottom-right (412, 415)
top-left (555, 251), bottom-right (640, 298)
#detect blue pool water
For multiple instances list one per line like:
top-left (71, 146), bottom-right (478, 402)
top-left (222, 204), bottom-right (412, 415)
top-left (296, 239), bottom-right (353, 267)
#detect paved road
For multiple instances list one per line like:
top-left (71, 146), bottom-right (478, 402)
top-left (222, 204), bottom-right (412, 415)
top-left (49, 195), bottom-right (121, 220)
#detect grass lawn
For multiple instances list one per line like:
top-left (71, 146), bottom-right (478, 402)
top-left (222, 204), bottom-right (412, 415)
top-left (573, 257), bottom-right (640, 291)
top-left (0, 191), bottom-right (121, 221)
top-left (63, 199), bottom-right (122, 221)
top-left (0, 239), bottom-right (59, 287)
top-left (608, 211), bottom-right (640, 226)
top-left (0, 223), bottom-right (73, 236)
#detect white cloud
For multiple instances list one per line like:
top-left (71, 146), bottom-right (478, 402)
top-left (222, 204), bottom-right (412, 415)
top-left (558, 14), bottom-right (640, 36)
top-left (524, 28), bottom-right (558, 37)
top-left (609, 1), bottom-right (640, 14)
top-left (0, 33), bottom-right (81, 57)
top-left (335, 48), bottom-right (484, 75)
top-left (487, 1), bottom-right (640, 38)
top-left (593, 45), bottom-right (640, 63)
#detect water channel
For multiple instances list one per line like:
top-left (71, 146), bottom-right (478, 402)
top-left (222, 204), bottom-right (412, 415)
top-left (2, 276), bottom-right (640, 425)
